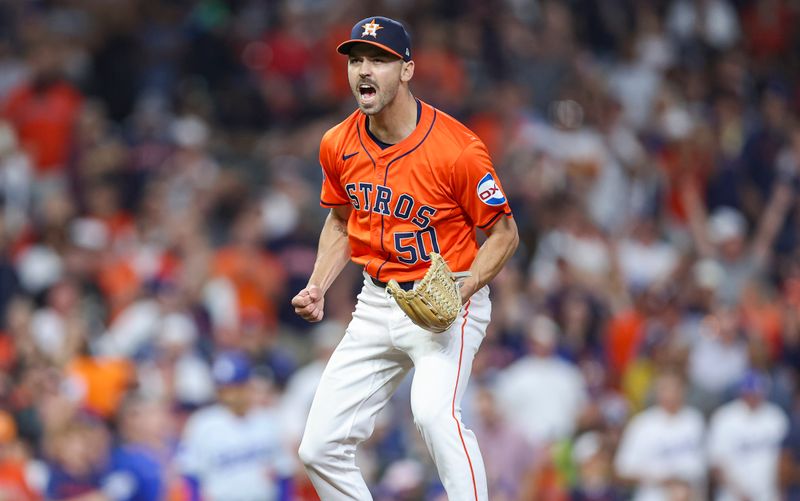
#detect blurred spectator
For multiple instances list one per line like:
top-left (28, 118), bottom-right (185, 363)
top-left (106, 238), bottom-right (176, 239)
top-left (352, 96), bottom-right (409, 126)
top-left (410, 20), bottom-right (467, 113)
top-left (374, 458), bottom-right (427, 501)
top-left (606, 287), bottom-right (674, 394)
top-left (494, 314), bottom-right (588, 446)
top-left (239, 309), bottom-right (296, 389)
top-left (136, 313), bottom-right (214, 409)
top-left (1, 40), bottom-right (83, 182)
top-left (15, 193), bottom-right (74, 298)
top-left (739, 85), bottom-right (792, 221)
top-left (0, 120), bottom-right (33, 238)
top-left (95, 266), bottom-right (205, 360)
top-left (259, 168), bottom-right (311, 244)
top-left (280, 321), bottom-right (343, 445)
top-left (570, 431), bottom-right (624, 501)
top-left (66, 347), bottom-right (134, 421)
top-left (616, 215), bottom-right (680, 293)
top-left (529, 203), bottom-right (613, 294)
top-left (690, 195), bottom-right (793, 306)
top-left (549, 286), bottom-right (604, 365)
top-left (606, 33), bottom-right (664, 132)
top-left (102, 394), bottom-right (179, 501)
top-left (614, 371), bottom-right (706, 501)
top-left (212, 205), bottom-right (286, 332)
top-left (741, 0), bottom-right (795, 63)
top-left (0, 39), bottom-right (28, 102)
top-left (781, 385), bottom-right (800, 500)
top-left (176, 351), bottom-right (294, 501)
top-left (0, 410), bottom-right (39, 500)
top-left (708, 371), bottom-right (789, 501)
top-left (580, 358), bottom-right (631, 436)
top-left (67, 102), bottom-right (128, 213)
top-left (30, 280), bottom-right (86, 365)
top-left (740, 279), bottom-right (785, 361)
top-left (0, 245), bottom-right (21, 336)
top-left (162, 114), bottom-right (219, 216)
top-left (687, 307), bottom-right (750, 412)
top-left (43, 415), bottom-right (110, 500)
top-left (471, 385), bottom-right (537, 501)
top-left (666, 0), bottom-right (740, 50)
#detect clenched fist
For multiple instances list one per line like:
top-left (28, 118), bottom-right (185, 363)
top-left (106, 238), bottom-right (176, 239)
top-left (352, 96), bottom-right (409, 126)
top-left (291, 285), bottom-right (325, 322)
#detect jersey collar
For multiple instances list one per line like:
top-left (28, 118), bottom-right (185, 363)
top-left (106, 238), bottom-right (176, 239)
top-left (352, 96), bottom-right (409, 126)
top-left (358, 99), bottom-right (435, 159)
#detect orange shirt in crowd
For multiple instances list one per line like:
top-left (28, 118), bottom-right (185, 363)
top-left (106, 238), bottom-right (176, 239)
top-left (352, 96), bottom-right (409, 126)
top-left (467, 112), bottom-right (507, 164)
top-left (98, 259), bottom-right (140, 318)
top-left (740, 299), bottom-right (784, 360)
top-left (0, 461), bottom-right (39, 501)
top-left (657, 146), bottom-right (709, 224)
top-left (99, 249), bottom-right (180, 319)
top-left (100, 212), bottom-right (137, 245)
top-left (213, 247), bottom-right (286, 327)
top-left (0, 335), bottom-right (15, 373)
top-left (0, 411), bottom-right (38, 501)
top-left (2, 81), bottom-right (83, 174)
top-left (742, 2), bottom-right (795, 59)
top-left (317, 23), bottom-right (358, 101)
top-left (412, 48), bottom-right (467, 110)
top-left (67, 356), bottom-right (134, 419)
top-left (605, 308), bottom-right (646, 382)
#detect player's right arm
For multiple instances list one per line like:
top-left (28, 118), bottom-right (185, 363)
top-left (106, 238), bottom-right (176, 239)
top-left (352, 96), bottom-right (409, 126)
top-left (291, 205), bottom-right (352, 322)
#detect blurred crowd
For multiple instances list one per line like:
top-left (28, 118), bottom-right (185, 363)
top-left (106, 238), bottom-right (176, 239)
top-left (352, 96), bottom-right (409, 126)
top-left (0, 0), bottom-right (798, 500)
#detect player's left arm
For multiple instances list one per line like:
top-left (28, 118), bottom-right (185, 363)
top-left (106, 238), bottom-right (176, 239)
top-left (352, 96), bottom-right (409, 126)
top-left (450, 140), bottom-right (518, 303)
top-left (459, 216), bottom-right (518, 303)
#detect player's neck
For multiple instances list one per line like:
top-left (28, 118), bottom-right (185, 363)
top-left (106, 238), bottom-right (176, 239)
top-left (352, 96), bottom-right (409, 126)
top-left (367, 89), bottom-right (417, 145)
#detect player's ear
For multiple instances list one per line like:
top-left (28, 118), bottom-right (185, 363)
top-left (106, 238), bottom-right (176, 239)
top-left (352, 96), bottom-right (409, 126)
top-left (400, 60), bottom-right (414, 83)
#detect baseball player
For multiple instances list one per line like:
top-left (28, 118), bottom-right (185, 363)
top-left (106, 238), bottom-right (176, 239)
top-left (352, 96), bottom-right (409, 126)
top-left (708, 371), bottom-right (789, 501)
top-left (291, 15), bottom-right (518, 501)
top-left (614, 371), bottom-right (707, 501)
top-left (176, 352), bottom-right (294, 501)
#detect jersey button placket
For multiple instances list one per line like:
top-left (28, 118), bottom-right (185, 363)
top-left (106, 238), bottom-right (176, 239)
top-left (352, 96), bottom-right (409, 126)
top-left (370, 158), bottom-right (388, 276)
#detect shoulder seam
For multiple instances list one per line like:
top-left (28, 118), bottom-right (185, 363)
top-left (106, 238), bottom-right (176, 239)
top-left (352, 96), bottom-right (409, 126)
top-left (321, 118), bottom-right (358, 172)
top-left (447, 140), bottom-right (482, 196)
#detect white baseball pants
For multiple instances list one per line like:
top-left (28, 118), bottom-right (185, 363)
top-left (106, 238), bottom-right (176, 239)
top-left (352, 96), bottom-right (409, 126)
top-left (298, 274), bottom-right (490, 500)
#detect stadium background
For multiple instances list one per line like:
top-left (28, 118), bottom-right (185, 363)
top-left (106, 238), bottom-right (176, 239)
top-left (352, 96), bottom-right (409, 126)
top-left (0, 0), bottom-right (798, 499)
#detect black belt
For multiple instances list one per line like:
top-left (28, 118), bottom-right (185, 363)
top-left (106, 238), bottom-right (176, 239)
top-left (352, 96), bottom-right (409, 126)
top-left (370, 276), bottom-right (415, 292)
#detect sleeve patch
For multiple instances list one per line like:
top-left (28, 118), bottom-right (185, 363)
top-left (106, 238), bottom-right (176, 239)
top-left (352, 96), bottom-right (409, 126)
top-left (476, 173), bottom-right (506, 206)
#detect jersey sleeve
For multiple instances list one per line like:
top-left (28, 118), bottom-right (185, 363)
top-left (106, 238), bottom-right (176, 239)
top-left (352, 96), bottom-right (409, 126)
top-left (613, 415), bottom-right (650, 479)
top-left (175, 415), bottom-right (208, 478)
top-left (707, 410), bottom-right (730, 467)
top-left (450, 140), bottom-right (512, 230)
top-left (319, 130), bottom-right (349, 207)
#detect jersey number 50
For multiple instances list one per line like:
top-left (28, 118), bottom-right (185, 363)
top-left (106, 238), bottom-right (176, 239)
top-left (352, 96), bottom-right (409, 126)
top-left (394, 227), bottom-right (440, 265)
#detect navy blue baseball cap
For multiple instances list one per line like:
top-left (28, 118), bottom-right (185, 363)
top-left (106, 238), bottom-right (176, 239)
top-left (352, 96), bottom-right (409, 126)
top-left (212, 351), bottom-right (252, 386)
top-left (738, 370), bottom-right (768, 396)
top-left (337, 16), bottom-right (412, 62)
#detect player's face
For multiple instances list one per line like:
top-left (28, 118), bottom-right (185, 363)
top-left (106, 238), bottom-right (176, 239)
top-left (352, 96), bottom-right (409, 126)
top-left (655, 374), bottom-right (685, 413)
top-left (347, 44), bottom-right (408, 115)
top-left (218, 383), bottom-right (252, 415)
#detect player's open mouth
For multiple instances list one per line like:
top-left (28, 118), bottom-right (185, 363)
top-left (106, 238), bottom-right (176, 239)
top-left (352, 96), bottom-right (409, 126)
top-left (359, 84), bottom-right (377, 102)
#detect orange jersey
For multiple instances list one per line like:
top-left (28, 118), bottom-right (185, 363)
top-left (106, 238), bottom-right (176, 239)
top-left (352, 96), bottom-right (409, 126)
top-left (319, 100), bottom-right (512, 282)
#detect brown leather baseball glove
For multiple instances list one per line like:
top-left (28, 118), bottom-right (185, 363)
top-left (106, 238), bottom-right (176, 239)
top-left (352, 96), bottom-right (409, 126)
top-left (386, 252), bottom-right (467, 333)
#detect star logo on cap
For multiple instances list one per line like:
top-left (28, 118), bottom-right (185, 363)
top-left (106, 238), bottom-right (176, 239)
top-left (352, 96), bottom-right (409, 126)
top-left (361, 19), bottom-right (383, 37)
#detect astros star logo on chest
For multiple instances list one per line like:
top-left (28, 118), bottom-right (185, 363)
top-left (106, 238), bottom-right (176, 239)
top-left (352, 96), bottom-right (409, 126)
top-left (361, 20), bottom-right (383, 37)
